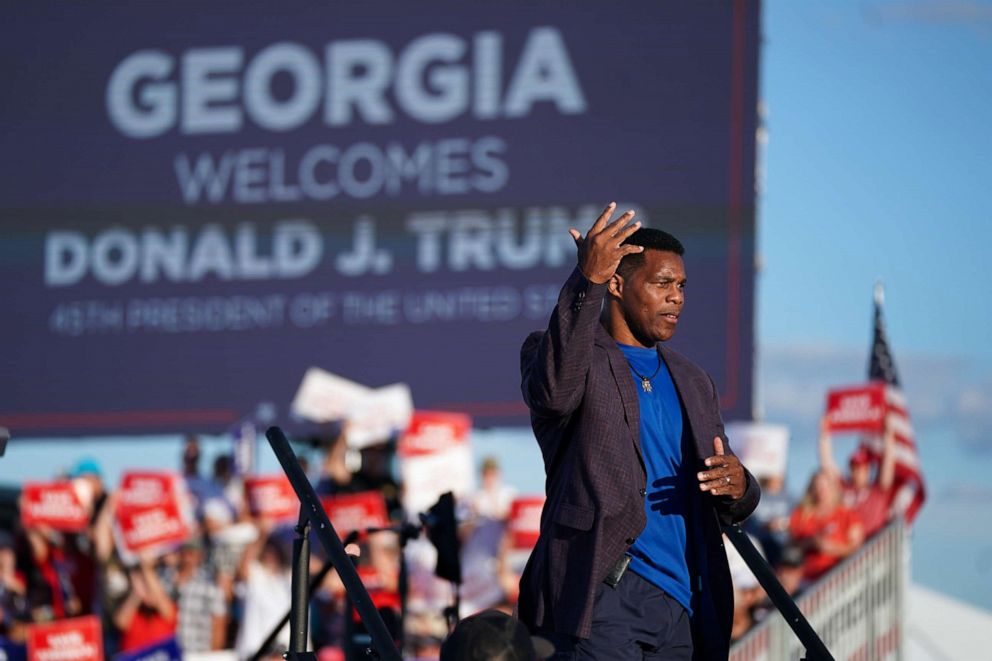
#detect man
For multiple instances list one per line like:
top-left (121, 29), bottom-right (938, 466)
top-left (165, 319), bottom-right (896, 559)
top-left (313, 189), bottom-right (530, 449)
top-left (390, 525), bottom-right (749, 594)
top-left (818, 414), bottom-right (895, 538)
top-left (164, 537), bottom-right (226, 653)
top-left (518, 203), bottom-right (760, 659)
top-left (441, 609), bottom-right (554, 661)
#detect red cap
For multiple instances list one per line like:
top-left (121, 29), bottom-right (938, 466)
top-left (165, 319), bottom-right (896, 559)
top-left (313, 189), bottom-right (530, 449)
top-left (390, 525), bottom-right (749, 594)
top-left (849, 446), bottom-right (872, 467)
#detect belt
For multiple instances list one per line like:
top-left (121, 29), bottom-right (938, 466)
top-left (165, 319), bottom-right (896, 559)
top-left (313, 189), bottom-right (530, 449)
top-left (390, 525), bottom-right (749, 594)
top-left (603, 553), bottom-right (632, 587)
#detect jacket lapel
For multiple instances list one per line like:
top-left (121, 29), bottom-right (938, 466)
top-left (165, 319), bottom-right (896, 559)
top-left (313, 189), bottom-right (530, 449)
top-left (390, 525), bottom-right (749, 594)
top-left (659, 345), bottom-right (709, 461)
top-left (596, 325), bottom-right (645, 472)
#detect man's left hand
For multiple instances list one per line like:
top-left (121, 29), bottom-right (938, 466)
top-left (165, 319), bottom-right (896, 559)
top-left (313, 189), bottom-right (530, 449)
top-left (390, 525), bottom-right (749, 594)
top-left (697, 436), bottom-right (746, 499)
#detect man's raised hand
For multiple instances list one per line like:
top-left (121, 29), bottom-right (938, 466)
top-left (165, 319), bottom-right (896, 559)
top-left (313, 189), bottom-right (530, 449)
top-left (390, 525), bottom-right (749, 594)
top-left (569, 202), bottom-right (643, 284)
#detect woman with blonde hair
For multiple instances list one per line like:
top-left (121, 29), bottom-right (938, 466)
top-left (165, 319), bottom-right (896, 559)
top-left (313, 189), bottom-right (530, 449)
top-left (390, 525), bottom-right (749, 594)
top-left (789, 469), bottom-right (864, 583)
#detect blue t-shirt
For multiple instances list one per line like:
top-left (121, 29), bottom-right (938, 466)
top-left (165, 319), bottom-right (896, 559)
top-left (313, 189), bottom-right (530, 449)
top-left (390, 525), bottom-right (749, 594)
top-left (617, 342), bottom-right (693, 615)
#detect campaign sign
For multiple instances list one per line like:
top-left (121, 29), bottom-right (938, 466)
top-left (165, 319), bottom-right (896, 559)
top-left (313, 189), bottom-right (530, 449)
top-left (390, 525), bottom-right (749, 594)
top-left (398, 411), bottom-right (474, 514)
top-left (320, 490), bottom-right (389, 539)
top-left (26, 616), bottom-right (103, 661)
top-left (112, 636), bottom-right (181, 661)
top-left (1, 2), bottom-right (758, 438)
top-left (116, 500), bottom-right (191, 555)
top-left (244, 475), bottom-right (298, 521)
top-left (398, 411), bottom-right (473, 457)
top-left (724, 421), bottom-right (790, 479)
top-left (508, 496), bottom-right (545, 550)
top-left (117, 472), bottom-right (184, 510)
top-left (825, 383), bottom-right (887, 434)
top-left (115, 471), bottom-right (191, 556)
top-left (20, 482), bottom-right (90, 532)
top-left (290, 368), bottom-right (414, 448)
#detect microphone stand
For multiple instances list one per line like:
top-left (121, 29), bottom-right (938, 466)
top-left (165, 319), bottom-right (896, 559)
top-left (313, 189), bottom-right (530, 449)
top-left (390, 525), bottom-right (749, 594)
top-left (258, 427), bottom-right (402, 661)
top-left (722, 523), bottom-right (834, 661)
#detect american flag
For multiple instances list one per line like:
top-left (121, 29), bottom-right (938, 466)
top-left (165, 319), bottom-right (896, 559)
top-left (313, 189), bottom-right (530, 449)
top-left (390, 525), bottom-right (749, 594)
top-left (864, 282), bottom-right (925, 523)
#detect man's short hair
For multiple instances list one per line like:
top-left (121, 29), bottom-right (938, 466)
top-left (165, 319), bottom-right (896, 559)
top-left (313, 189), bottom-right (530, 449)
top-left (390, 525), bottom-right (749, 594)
top-left (440, 609), bottom-right (554, 660)
top-left (617, 228), bottom-right (685, 279)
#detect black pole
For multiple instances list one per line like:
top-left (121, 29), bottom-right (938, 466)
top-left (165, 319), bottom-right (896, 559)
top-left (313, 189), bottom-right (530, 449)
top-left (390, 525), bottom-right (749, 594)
top-left (265, 426), bottom-right (402, 661)
top-left (249, 554), bottom-right (345, 661)
top-left (722, 523), bottom-right (835, 661)
top-left (289, 510), bottom-right (312, 654)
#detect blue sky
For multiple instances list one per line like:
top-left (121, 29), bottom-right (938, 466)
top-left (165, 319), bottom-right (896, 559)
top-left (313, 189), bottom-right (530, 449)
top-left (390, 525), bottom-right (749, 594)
top-left (759, 1), bottom-right (991, 366)
top-left (756, 0), bottom-right (992, 611)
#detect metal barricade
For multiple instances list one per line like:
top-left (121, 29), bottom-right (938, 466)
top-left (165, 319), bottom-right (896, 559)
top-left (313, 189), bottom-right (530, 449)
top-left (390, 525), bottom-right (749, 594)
top-left (730, 520), bottom-right (906, 661)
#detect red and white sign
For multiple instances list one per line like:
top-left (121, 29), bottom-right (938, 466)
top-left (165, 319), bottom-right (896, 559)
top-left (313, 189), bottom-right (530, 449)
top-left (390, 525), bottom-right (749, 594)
top-left (398, 411), bottom-right (474, 514)
top-left (245, 475), bottom-right (298, 521)
top-left (116, 499), bottom-right (190, 555)
top-left (398, 411), bottom-right (472, 458)
top-left (27, 615), bottom-right (103, 661)
top-left (118, 472), bottom-right (183, 510)
top-left (20, 482), bottom-right (90, 532)
top-left (321, 491), bottom-right (389, 538)
top-left (508, 496), bottom-right (545, 550)
top-left (115, 471), bottom-right (192, 557)
top-left (825, 383), bottom-right (887, 433)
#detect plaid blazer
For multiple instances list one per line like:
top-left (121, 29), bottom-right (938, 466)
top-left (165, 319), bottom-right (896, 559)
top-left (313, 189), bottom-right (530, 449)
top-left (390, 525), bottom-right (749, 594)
top-left (517, 267), bottom-right (760, 658)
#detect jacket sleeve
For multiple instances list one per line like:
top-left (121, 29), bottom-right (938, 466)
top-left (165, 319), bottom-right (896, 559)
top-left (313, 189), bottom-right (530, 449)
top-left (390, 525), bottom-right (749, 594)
top-left (520, 266), bottom-right (608, 418)
top-left (706, 375), bottom-right (762, 524)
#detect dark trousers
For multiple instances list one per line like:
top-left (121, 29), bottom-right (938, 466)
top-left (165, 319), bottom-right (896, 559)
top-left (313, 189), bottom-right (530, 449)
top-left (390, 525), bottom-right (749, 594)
top-left (541, 569), bottom-right (692, 660)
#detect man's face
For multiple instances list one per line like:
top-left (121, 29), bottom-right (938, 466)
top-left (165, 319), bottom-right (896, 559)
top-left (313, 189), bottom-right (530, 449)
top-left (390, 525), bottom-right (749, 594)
top-left (614, 250), bottom-right (686, 346)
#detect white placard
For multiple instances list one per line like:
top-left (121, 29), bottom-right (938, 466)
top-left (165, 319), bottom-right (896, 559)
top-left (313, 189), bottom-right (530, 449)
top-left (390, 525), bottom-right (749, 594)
top-left (290, 367), bottom-right (413, 448)
top-left (724, 421), bottom-right (789, 480)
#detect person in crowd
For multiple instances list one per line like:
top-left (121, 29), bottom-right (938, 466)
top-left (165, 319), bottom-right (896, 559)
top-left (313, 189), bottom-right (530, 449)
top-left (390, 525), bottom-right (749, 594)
top-left (459, 458), bottom-right (518, 616)
top-left (112, 555), bottom-right (176, 653)
top-left (212, 454), bottom-right (246, 517)
top-left (723, 532), bottom-right (766, 641)
top-left (64, 457), bottom-right (110, 616)
top-left (517, 206), bottom-right (760, 659)
top-left (20, 524), bottom-right (81, 622)
top-left (182, 435), bottom-right (201, 480)
top-left (472, 457), bottom-right (517, 521)
top-left (440, 609), bottom-right (554, 661)
top-left (818, 415), bottom-right (896, 538)
top-left (789, 470), bottom-right (864, 583)
top-left (315, 430), bottom-right (354, 497)
top-left (162, 536), bottom-right (226, 653)
top-left (315, 428), bottom-right (402, 513)
top-left (182, 435), bottom-right (221, 511)
top-left (234, 520), bottom-right (293, 659)
top-left (308, 542), bottom-right (364, 657)
top-left (772, 544), bottom-right (807, 598)
top-left (0, 530), bottom-right (28, 643)
top-left (742, 469), bottom-right (793, 570)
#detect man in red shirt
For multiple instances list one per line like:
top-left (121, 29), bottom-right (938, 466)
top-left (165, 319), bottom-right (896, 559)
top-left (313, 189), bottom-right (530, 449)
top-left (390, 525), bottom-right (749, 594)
top-left (112, 557), bottom-right (176, 652)
top-left (818, 415), bottom-right (896, 538)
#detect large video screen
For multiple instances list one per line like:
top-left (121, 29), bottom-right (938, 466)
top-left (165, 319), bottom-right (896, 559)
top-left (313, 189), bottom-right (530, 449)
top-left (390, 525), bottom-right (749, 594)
top-left (0, 1), bottom-right (758, 436)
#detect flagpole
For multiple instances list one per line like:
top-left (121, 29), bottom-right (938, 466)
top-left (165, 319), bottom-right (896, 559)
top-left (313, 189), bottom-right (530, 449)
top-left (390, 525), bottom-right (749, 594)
top-left (874, 279), bottom-right (884, 307)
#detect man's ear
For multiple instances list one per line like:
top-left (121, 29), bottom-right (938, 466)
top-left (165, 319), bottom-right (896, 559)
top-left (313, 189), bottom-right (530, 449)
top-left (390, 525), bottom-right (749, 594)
top-left (608, 273), bottom-right (624, 299)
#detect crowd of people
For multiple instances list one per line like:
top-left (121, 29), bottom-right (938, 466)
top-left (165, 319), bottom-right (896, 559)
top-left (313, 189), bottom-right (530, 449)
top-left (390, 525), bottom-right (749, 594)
top-left (730, 415), bottom-right (900, 640)
top-left (0, 432), bottom-right (538, 660)
top-left (0, 412), bottom-right (901, 660)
